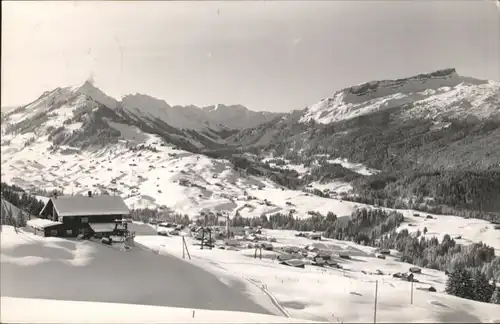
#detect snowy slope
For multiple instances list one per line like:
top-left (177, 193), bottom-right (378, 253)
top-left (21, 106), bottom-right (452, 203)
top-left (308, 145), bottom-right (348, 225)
top-left (1, 297), bottom-right (312, 323)
top-left (0, 83), bottom-right (362, 219)
top-left (300, 69), bottom-right (500, 124)
top-left (136, 228), bottom-right (500, 323)
top-left (0, 106), bottom-right (20, 113)
top-left (0, 225), bottom-right (286, 317)
top-left (0, 128), bottom-right (360, 219)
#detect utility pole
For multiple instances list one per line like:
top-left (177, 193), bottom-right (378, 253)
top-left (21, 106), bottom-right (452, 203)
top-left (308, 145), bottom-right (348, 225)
top-left (410, 280), bottom-right (414, 305)
top-left (201, 227), bottom-right (205, 250)
top-left (208, 228), bottom-right (212, 250)
top-left (225, 212), bottom-right (231, 238)
top-left (155, 210), bottom-right (159, 232)
top-left (373, 280), bottom-right (378, 324)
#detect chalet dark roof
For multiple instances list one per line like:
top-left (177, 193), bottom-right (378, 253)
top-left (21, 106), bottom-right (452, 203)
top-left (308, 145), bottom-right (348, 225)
top-left (40, 195), bottom-right (130, 217)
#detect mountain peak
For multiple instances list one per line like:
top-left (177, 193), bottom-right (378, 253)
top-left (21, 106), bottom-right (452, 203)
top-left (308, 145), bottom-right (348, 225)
top-left (300, 68), bottom-right (499, 125)
top-left (344, 68), bottom-right (461, 99)
top-left (202, 104), bottom-right (249, 113)
top-left (72, 80), bottom-right (119, 109)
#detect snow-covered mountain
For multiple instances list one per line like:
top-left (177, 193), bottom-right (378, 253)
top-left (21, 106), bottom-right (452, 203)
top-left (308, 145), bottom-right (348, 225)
top-left (121, 96), bottom-right (284, 132)
top-left (2, 68), bottom-right (499, 216)
top-left (300, 69), bottom-right (500, 125)
top-left (229, 68), bottom-right (500, 173)
top-left (121, 94), bottom-right (221, 132)
top-left (202, 104), bottom-right (282, 130)
top-left (1, 81), bottom-right (284, 152)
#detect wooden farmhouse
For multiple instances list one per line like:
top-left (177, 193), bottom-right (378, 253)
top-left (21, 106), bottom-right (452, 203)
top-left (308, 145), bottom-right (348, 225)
top-left (32, 192), bottom-right (130, 238)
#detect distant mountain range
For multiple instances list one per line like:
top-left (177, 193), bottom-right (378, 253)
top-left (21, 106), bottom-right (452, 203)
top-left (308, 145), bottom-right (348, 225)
top-left (2, 68), bottom-right (499, 217)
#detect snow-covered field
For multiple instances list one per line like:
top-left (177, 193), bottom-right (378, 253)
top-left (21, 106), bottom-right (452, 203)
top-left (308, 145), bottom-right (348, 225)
top-left (262, 156), bottom-right (379, 179)
top-left (2, 210), bottom-right (499, 323)
top-left (1, 297), bottom-right (312, 323)
top-left (0, 134), bottom-right (361, 219)
top-left (307, 181), bottom-right (354, 195)
top-left (135, 228), bottom-right (500, 323)
top-left (396, 211), bottom-right (500, 255)
top-left (0, 226), bottom-right (280, 316)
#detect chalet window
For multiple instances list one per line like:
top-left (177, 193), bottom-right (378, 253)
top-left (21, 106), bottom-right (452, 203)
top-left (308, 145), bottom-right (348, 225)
top-left (58, 216), bottom-right (63, 222)
top-left (50, 230), bottom-right (57, 236)
top-left (81, 217), bottom-right (89, 223)
top-left (66, 229), bottom-right (73, 236)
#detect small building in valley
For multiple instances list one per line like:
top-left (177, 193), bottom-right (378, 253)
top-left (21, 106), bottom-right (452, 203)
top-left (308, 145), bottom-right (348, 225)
top-left (35, 192), bottom-right (130, 238)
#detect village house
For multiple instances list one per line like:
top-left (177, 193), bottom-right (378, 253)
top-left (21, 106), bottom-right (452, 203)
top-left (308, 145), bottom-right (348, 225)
top-left (307, 232), bottom-right (322, 240)
top-left (32, 192), bottom-right (130, 238)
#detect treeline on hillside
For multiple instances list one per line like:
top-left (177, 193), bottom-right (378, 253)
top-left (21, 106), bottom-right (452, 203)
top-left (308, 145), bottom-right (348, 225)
top-left (347, 170), bottom-right (500, 221)
top-left (29, 187), bottom-right (64, 197)
top-left (231, 210), bottom-right (340, 232)
top-left (302, 162), bottom-right (361, 183)
top-left (129, 208), bottom-right (191, 225)
top-left (231, 208), bottom-right (405, 243)
top-left (377, 229), bottom-right (499, 280)
top-left (278, 114), bottom-right (500, 173)
top-left (221, 153), bottom-right (500, 221)
top-left (229, 155), bottom-right (364, 189)
top-left (323, 209), bottom-right (405, 244)
top-left (230, 155), bottom-right (303, 189)
top-left (445, 268), bottom-right (500, 304)
top-left (0, 182), bottom-right (45, 216)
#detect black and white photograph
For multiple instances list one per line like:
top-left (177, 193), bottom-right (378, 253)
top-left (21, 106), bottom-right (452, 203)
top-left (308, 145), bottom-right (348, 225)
top-left (1, 1), bottom-right (500, 323)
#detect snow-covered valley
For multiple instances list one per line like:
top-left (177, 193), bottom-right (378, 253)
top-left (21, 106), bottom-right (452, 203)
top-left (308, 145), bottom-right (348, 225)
top-left (1, 131), bottom-right (364, 219)
top-left (134, 227), bottom-right (500, 323)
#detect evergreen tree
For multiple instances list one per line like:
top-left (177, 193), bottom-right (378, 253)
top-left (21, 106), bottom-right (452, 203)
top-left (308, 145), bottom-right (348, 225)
top-left (445, 269), bottom-right (460, 296)
top-left (491, 286), bottom-right (500, 304)
top-left (446, 268), bottom-right (474, 299)
top-left (455, 268), bottom-right (474, 299)
top-left (471, 269), bottom-right (494, 302)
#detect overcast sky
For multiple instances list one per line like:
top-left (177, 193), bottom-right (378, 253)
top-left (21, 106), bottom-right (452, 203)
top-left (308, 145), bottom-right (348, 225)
top-left (2, 1), bottom-right (499, 112)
